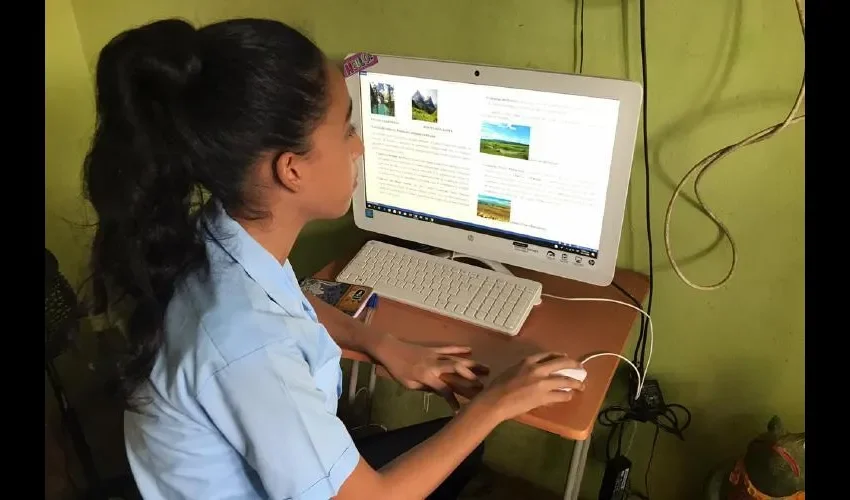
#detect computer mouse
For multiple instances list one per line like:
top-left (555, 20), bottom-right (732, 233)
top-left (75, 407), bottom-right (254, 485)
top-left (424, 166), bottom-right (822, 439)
top-left (553, 367), bottom-right (587, 392)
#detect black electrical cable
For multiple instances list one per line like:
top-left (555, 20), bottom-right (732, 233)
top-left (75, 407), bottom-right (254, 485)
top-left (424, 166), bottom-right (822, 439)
top-left (589, 2), bottom-right (678, 498)
top-left (572, 0), bottom-right (648, 369)
top-left (612, 281), bottom-right (642, 309)
top-left (631, 0), bottom-right (654, 377)
top-left (605, 421), bottom-right (617, 461)
top-left (598, 404), bottom-right (692, 437)
top-left (644, 424), bottom-right (660, 497)
top-left (578, 0), bottom-right (585, 73)
top-left (598, 401), bottom-right (691, 499)
top-left (601, 0), bottom-right (655, 440)
top-left (616, 419), bottom-right (627, 456)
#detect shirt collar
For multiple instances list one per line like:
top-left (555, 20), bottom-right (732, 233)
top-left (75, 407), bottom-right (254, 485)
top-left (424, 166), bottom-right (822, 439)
top-left (203, 202), bottom-right (307, 316)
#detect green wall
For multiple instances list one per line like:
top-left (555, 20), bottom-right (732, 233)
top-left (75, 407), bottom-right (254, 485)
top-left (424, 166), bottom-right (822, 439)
top-left (47, 0), bottom-right (805, 498)
top-left (46, 0), bottom-right (96, 285)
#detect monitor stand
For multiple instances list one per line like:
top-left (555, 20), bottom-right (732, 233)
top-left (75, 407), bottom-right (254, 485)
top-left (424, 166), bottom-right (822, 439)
top-left (374, 237), bottom-right (516, 277)
top-left (430, 249), bottom-right (543, 307)
top-left (430, 250), bottom-right (515, 277)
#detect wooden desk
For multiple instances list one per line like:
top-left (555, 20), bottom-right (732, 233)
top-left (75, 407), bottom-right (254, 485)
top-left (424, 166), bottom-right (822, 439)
top-left (316, 256), bottom-right (649, 499)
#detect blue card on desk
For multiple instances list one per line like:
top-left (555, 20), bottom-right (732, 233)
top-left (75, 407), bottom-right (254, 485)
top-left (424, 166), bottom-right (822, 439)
top-left (299, 278), bottom-right (375, 318)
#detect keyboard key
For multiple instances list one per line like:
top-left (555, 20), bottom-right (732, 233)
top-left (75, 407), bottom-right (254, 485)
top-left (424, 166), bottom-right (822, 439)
top-left (506, 312), bottom-right (523, 330)
top-left (449, 291), bottom-right (473, 306)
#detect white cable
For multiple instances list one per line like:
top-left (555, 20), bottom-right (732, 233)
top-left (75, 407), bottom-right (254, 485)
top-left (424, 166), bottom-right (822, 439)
top-left (663, 0), bottom-right (805, 290)
top-left (541, 294), bottom-right (653, 400)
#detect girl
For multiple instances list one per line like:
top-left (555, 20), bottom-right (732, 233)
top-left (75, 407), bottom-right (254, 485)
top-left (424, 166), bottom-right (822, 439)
top-left (83, 17), bottom-right (586, 500)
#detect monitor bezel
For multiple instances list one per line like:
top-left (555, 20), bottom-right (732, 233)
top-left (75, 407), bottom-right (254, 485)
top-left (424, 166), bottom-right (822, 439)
top-left (345, 54), bottom-right (643, 287)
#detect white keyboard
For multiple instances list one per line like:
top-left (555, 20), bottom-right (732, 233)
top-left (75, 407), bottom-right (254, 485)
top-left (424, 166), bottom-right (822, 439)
top-left (336, 240), bottom-right (543, 336)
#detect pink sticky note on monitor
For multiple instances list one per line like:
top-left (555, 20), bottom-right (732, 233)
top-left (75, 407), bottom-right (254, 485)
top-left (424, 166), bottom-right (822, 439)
top-left (343, 52), bottom-right (379, 77)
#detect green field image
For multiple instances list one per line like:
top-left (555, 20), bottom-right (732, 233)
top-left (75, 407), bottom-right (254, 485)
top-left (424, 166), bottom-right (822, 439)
top-left (479, 122), bottom-right (531, 160)
top-left (476, 194), bottom-right (512, 223)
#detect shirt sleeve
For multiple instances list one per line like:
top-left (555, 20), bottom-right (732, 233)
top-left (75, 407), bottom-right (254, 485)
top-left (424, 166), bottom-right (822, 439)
top-left (197, 337), bottom-right (360, 500)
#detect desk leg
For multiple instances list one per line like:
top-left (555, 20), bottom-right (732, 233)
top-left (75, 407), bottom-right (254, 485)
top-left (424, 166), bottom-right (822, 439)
top-left (348, 360), bottom-right (361, 406)
top-left (368, 364), bottom-right (377, 397)
top-left (563, 434), bottom-right (591, 500)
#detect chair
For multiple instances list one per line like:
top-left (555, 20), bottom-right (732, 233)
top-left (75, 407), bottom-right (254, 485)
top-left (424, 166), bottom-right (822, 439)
top-left (45, 248), bottom-right (139, 500)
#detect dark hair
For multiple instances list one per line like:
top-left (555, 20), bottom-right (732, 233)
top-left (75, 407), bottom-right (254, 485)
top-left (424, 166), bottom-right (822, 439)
top-left (82, 18), bottom-right (329, 409)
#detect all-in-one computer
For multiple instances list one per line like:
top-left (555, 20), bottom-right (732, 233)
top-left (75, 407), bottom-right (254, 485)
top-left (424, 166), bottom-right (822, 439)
top-left (337, 55), bottom-right (642, 336)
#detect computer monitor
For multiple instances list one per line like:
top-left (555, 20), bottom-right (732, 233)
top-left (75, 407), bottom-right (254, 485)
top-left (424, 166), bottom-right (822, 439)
top-left (345, 55), bottom-right (642, 287)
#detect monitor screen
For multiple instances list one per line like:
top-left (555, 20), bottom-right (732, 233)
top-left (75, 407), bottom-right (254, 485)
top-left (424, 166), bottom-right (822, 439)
top-left (358, 72), bottom-right (621, 260)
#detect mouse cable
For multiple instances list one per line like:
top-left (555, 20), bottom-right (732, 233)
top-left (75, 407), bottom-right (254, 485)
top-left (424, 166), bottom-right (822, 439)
top-left (663, 0), bottom-right (805, 291)
top-left (608, 280), bottom-right (647, 397)
top-left (540, 294), bottom-right (654, 400)
top-left (541, 292), bottom-right (670, 498)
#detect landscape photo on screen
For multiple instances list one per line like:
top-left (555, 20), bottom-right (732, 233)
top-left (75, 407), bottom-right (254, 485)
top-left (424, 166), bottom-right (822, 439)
top-left (476, 194), bottom-right (512, 223)
top-left (479, 122), bottom-right (531, 160)
top-left (411, 89), bottom-right (438, 123)
top-left (369, 82), bottom-right (395, 117)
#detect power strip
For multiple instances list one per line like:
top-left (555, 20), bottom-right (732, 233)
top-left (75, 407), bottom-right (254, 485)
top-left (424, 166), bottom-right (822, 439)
top-left (632, 378), bottom-right (665, 422)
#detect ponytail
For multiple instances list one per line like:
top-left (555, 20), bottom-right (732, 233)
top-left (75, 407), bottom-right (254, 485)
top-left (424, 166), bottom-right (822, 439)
top-left (84, 19), bottom-right (209, 407)
top-left (82, 17), bottom-right (329, 409)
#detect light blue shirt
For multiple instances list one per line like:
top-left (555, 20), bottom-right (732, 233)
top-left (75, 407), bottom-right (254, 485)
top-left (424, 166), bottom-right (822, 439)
top-left (124, 206), bottom-right (360, 499)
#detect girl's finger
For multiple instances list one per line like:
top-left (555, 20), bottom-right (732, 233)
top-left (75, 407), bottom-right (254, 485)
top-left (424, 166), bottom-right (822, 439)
top-left (435, 359), bottom-right (481, 381)
top-left (541, 376), bottom-right (586, 393)
top-left (453, 363), bottom-right (481, 381)
top-left (428, 378), bottom-right (460, 411)
top-left (432, 345), bottom-right (472, 355)
top-left (545, 390), bottom-right (575, 405)
top-left (439, 355), bottom-right (490, 375)
top-left (524, 351), bottom-right (569, 365)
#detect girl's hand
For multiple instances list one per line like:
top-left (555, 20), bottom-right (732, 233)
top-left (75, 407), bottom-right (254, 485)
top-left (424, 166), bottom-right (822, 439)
top-left (373, 336), bottom-right (489, 410)
top-left (472, 352), bottom-right (586, 422)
